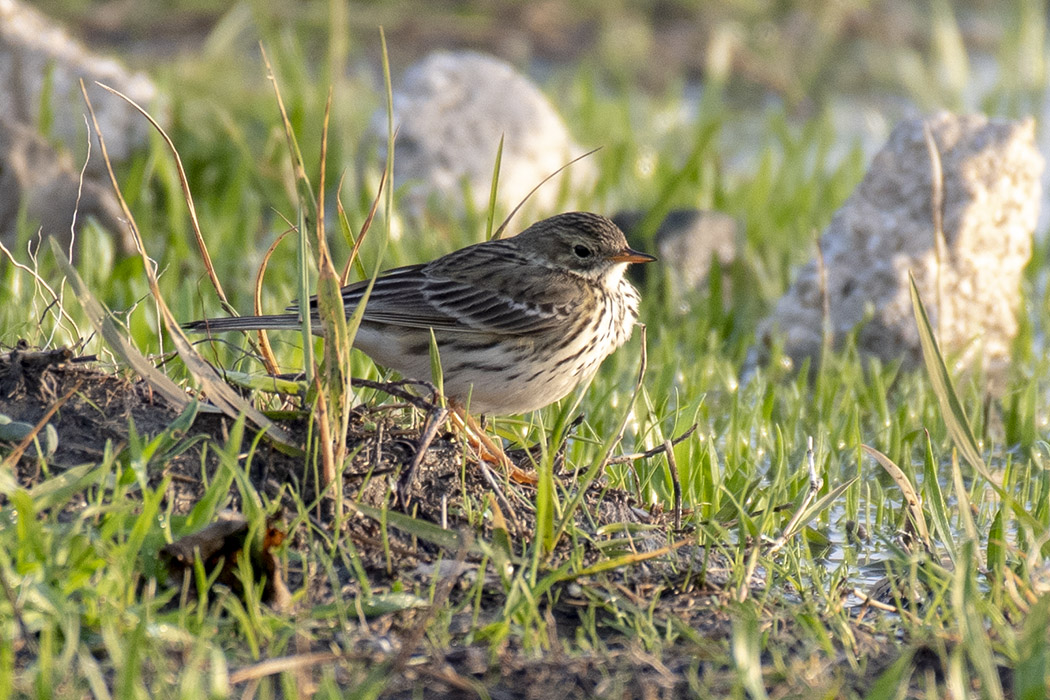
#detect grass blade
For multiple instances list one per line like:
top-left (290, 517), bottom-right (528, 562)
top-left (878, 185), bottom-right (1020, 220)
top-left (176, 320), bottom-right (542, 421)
top-left (908, 273), bottom-right (985, 474)
top-left (77, 84), bottom-right (296, 448)
top-left (922, 429), bottom-right (955, 562)
top-left (861, 443), bottom-right (932, 552)
top-left (485, 135), bottom-right (504, 241)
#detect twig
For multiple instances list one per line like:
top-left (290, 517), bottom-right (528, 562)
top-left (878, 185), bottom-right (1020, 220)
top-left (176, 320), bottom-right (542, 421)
top-left (492, 147), bottom-right (602, 239)
top-left (851, 588), bottom-right (899, 613)
top-left (0, 238), bottom-right (82, 335)
top-left (851, 586), bottom-right (924, 626)
top-left (229, 651), bottom-right (345, 685)
top-left (1, 378), bottom-right (82, 471)
top-left (353, 378), bottom-right (440, 412)
top-left (397, 405), bottom-right (449, 505)
top-left (476, 459), bottom-right (526, 533)
top-left (0, 346), bottom-right (73, 367)
top-left (606, 423), bottom-right (698, 464)
top-left (665, 439), bottom-right (682, 530)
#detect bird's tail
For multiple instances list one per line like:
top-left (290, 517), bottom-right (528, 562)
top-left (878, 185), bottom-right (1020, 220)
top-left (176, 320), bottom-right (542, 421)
top-left (182, 314), bottom-right (306, 334)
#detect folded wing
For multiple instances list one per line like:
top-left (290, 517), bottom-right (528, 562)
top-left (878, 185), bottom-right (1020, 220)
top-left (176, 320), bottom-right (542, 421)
top-left (295, 256), bottom-right (580, 336)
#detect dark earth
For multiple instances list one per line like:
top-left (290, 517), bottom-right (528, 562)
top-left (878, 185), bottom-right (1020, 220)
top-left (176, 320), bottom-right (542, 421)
top-left (0, 343), bottom-right (965, 697)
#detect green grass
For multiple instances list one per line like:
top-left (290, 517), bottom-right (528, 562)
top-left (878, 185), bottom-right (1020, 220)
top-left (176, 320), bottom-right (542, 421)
top-left (3, 2), bottom-right (1050, 697)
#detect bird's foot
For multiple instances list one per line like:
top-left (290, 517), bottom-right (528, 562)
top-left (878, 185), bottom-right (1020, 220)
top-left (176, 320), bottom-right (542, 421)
top-left (450, 409), bottom-right (538, 485)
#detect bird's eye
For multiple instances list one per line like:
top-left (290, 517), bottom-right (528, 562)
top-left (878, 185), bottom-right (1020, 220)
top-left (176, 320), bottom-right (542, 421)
top-left (573, 244), bottom-right (592, 258)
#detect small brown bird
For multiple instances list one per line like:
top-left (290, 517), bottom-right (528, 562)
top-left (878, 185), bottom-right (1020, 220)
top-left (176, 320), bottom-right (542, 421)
top-left (184, 212), bottom-right (655, 415)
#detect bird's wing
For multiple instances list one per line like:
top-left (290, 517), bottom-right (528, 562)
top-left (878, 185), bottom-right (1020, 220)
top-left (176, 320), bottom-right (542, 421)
top-left (294, 255), bottom-right (580, 336)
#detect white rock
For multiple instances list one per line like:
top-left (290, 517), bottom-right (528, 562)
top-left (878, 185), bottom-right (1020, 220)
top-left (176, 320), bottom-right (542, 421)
top-left (758, 112), bottom-right (1043, 388)
top-left (0, 117), bottom-right (130, 255)
top-left (0, 0), bottom-right (158, 170)
top-left (613, 208), bottom-right (736, 309)
top-left (373, 51), bottom-right (596, 219)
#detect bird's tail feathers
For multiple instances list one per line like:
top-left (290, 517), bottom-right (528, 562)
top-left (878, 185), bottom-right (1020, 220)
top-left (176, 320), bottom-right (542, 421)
top-left (182, 314), bottom-right (305, 334)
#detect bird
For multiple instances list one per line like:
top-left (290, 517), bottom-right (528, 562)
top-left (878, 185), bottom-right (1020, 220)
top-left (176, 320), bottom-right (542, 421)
top-left (183, 212), bottom-right (656, 415)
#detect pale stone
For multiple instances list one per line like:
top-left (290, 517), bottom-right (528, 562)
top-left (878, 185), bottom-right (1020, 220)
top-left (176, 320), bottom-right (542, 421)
top-left (373, 50), bottom-right (596, 219)
top-left (0, 117), bottom-right (130, 255)
top-left (0, 0), bottom-right (158, 170)
top-left (758, 112), bottom-right (1043, 387)
top-left (613, 209), bottom-right (736, 308)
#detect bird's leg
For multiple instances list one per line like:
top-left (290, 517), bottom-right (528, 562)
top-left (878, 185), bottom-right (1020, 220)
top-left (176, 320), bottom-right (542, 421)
top-left (448, 404), bottom-right (537, 485)
top-left (449, 408), bottom-right (508, 467)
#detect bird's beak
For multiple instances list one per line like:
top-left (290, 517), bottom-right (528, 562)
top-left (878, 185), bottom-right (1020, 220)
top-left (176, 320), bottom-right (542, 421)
top-left (610, 247), bottom-right (657, 264)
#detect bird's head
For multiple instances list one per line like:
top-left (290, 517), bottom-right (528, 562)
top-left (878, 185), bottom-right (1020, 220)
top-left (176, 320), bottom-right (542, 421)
top-left (515, 212), bottom-right (656, 283)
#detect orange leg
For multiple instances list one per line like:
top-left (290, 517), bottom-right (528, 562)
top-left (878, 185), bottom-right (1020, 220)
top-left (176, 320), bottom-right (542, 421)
top-left (448, 406), bottom-right (538, 485)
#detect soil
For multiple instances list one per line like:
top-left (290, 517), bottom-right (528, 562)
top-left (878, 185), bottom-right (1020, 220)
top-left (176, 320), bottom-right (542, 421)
top-left (0, 344), bottom-right (911, 697)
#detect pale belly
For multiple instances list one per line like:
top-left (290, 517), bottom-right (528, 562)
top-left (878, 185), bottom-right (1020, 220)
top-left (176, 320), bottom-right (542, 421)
top-left (351, 313), bottom-right (631, 415)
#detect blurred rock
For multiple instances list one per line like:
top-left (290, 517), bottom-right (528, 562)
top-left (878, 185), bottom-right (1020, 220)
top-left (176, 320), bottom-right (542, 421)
top-left (373, 50), bottom-right (596, 219)
top-left (0, 0), bottom-right (158, 171)
top-left (757, 112), bottom-right (1042, 387)
top-left (0, 118), bottom-right (131, 254)
top-left (613, 209), bottom-right (736, 306)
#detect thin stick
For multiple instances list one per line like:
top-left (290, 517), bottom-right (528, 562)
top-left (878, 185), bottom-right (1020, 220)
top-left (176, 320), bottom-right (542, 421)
top-left (492, 147), bottom-right (602, 240)
top-left (352, 378), bottom-right (439, 412)
top-left (229, 652), bottom-right (344, 685)
top-left (0, 379), bottom-right (82, 471)
top-left (476, 458), bottom-right (526, 533)
top-left (665, 438), bottom-right (682, 530)
top-left (0, 239), bottom-right (81, 334)
top-left (606, 424), bottom-right (697, 464)
top-left (93, 84), bottom-right (234, 315)
top-left (397, 405), bottom-right (449, 505)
